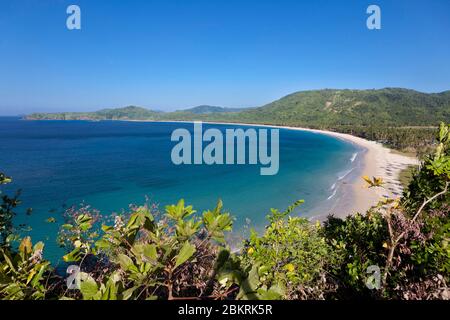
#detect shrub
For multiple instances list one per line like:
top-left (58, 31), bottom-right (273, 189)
top-left (323, 210), bottom-right (388, 298)
top-left (58, 199), bottom-right (235, 300)
top-left (239, 203), bottom-right (338, 299)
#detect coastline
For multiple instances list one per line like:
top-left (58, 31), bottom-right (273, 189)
top-left (122, 119), bottom-right (420, 219)
top-left (27, 117), bottom-right (420, 220)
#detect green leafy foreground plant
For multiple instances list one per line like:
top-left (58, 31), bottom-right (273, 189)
top-left (0, 173), bottom-right (53, 299)
top-left (323, 123), bottom-right (450, 299)
top-left (58, 199), bottom-right (236, 300)
top-left (0, 237), bottom-right (50, 299)
top-left (239, 209), bottom-right (339, 299)
top-left (0, 173), bottom-right (20, 246)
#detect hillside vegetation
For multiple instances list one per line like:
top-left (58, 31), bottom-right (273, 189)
top-left (27, 88), bottom-right (450, 154)
top-left (27, 88), bottom-right (450, 128)
top-left (29, 106), bottom-right (160, 121)
top-left (176, 105), bottom-right (249, 114)
top-left (28, 88), bottom-right (450, 126)
top-left (230, 88), bottom-right (450, 127)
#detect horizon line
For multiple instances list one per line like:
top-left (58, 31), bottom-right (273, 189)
top-left (1, 86), bottom-right (449, 117)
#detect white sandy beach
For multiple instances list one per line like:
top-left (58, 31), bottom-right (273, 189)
top-left (293, 127), bottom-right (421, 218)
top-left (218, 122), bottom-right (420, 218)
top-left (127, 119), bottom-right (420, 218)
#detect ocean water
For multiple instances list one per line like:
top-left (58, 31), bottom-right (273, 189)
top-left (0, 117), bottom-right (361, 262)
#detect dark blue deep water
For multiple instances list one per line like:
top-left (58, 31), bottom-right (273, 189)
top-left (0, 117), bottom-right (360, 262)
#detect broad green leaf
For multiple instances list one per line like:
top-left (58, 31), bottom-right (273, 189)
top-left (95, 239), bottom-right (111, 250)
top-left (0, 249), bottom-right (16, 272)
top-left (33, 241), bottom-right (45, 252)
top-left (31, 263), bottom-right (49, 287)
top-left (26, 269), bottom-right (37, 285)
top-left (79, 273), bottom-right (99, 300)
top-left (63, 247), bottom-right (82, 262)
top-left (19, 236), bottom-right (32, 255)
top-left (174, 241), bottom-right (196, 270)
top-left (117, 253), bottom-right (138, 272)
top-left (121, 286), bottom-right (138, 300)
top-left (143, 244), bottom-right (158, 261)
top-left (256, 289), bottom-right (282, 300)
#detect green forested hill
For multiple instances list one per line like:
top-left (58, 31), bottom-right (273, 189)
top-left (27, 88), bottom-right (450, 153)
top-left (225, 88), bottom-right (450, 127)
top-left (178, 105), bottom-right (249, 114)
top-left (27, 88), bottom-right (450, 126)
top-left (28, 106), bottom-right (160, 120)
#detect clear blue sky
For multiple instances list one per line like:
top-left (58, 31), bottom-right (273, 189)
top-left (0, 0), bottom-right (449, 115)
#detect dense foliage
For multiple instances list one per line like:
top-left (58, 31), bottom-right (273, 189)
top-left (1, 123), bottom-right (449, 300)
top-left (328, 126), bottom-right (437, 156)
top-left (177, 105), bottom-right (249, 114)
top-left (231, 88), bottom-right (450, 127)
top-left (0, 173), bottom-right (19, 245)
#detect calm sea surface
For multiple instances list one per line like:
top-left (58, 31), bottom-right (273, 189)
top-left (0, 117), bottom-right (361, 262)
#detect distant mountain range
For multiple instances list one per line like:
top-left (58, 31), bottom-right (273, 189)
top-left (27, 105), bottom-right (247, 121)
top-left (27, 88), bottom-right (450, 127)
top-left (178, 105), bottom-right (250, 114)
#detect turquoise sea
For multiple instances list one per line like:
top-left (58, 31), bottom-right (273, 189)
top-left (0, 117), bottom-right (362, 262)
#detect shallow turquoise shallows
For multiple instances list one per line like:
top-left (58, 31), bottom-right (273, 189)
top-left (0, 117), bottom-right (361, 262)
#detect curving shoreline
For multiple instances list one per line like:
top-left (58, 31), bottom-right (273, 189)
top-left (126, 119), bottom-right (420, 219)
top-left (210, 121), bottom-right (419, 218)
top-left (300, 126), bottom-right (420, 218)
top-left (29, 117), bottom-right (420, 219)
top-left (229, 122), bottom-right (419, 218)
